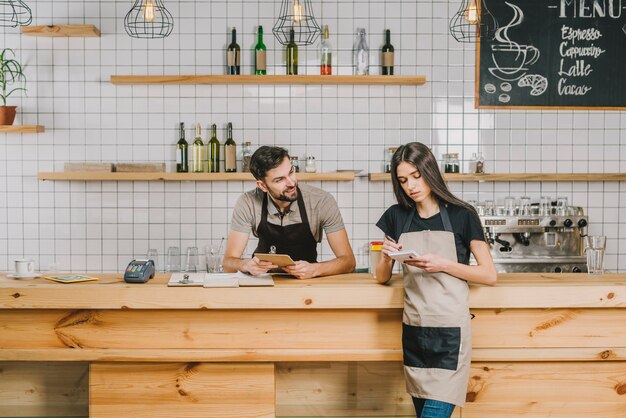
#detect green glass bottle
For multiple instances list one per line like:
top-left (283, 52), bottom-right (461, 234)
top-left (208, 124), bottom-right (220, 173)
top-left (191, 123), bottom-right (205, 173)
top-left (255, 26), bottom-right (267, 75)
top-left (286, 28), bottom-right (298, 75)
top-left (227, 27), bottom-right (241, 75)
top-left (176, 122), bottom-right (188, 173)
top-left (224, 122), bottom-right (237, 172)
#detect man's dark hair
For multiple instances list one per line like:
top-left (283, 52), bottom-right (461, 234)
top-left (250, 146), bottom-right (290, 180)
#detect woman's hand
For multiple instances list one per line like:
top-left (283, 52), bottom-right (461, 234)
top-left (404, 253), bottom-right (452, 273)
top-left (381, 236), bottom-right (402, 260)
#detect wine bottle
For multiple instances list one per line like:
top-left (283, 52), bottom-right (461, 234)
top-left (353, 28), bottom-right (369, 75)
top-left (191, 123), bottom-right (205, 173)
top-left (286, 28), bottom-right (298, 75)
top-left (208, 124), bottom-right (220, 173)
top-left (227, 27), bottom-right (241, 75)
top-left (255, 26), bottom-right (267, 75)
top-left (320, 25), bottom-right (332, 75)
top-left (381, 29), bottom-right (394, 75)
top-left (176, 122), bottom-right (188, 173)
top-left (224, 122), bottom-right (237, 172)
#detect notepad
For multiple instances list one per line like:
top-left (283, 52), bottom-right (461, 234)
top-left (167, 273), bottom-right (206, 287)
top-left (166, 272), bottom-right (275, 287)
top-left (44, 275), bottom-right (99, 284)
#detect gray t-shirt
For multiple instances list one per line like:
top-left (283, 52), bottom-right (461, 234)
top-left (230, 183), bottom-right (345, 242)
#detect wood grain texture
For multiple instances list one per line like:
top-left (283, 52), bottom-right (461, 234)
top-left (110, 75), bottom-right (426, 85)
top-left (0, 125), bottom-right (45, 133)
top-left (21, 24), bottom-right (100, 37)
top-left (369, 172), bottom-right (626, 182)
top-left (90, 362), bottom-right (274, 418)
top-left (36, 171), bottom-right (355, 181)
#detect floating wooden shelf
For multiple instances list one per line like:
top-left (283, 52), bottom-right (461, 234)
top-left (38, 171), bottom-right (356, 182)
top-left (21, 24), bottom-right (100, 37)
top-left (110, 75), bottom-right (426, 86)
top-left (368, 173), bottom-right (626, 182)
top-left (0, 125), bottom-right (45, 133)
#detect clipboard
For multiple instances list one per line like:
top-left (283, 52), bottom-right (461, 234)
top-left (255, 253), bottom-right (296, 267)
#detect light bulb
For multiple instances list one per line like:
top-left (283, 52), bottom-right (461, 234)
top-left (465, 0), bottom-right (479, 24)
top-left (292, 0), bottom-right (303, 24)
top-left (143, 0), bottom-right (156, 22)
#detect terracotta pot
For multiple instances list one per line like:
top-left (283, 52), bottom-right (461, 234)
top-left (0, 106), bottom-right (17, 125)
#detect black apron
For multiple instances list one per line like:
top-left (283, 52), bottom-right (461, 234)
top-left (254, 187), bottom-right (318, 263)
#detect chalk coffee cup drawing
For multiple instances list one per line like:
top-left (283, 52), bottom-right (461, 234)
top-left (489, 44), bottom-right (540, 81)
top-left (14, 259), bottom-right (36, 276)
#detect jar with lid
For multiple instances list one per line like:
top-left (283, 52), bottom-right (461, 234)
top-left (473, 152), bottom-right (485, 174)
top-left (369, 241), bottom-right (383, 276)
top-left (242, 141), bottom-right (253, 172)
top-left (443, 153), bottom-right (460, 173)
top-left (290, 156), bottom-right (300, 172)
top-left (384, 147), bottom-right (397, 173)
top-left (305, 155), bottom-right (317, 173)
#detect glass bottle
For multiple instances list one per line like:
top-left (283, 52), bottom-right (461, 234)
top-left (384, 147), bottom-right (397, 173)
top-left (305, 155), bottom-right (317, 173)
top-left (286, 28), bottom-right (298, 75)
top-left (353, 28), bottom-right (369, 75)
top-left (443, 153), bottom-right (460, 173)
top-left (381, 29), bottom-right (394, 75)
top-left (474, 152), bottom-right (485, 174)
top-left (224, 122), bottom-right (237, 172)
top-left (176, 122), bottom-right (188, 173)
top-left (320, 25), bottom-right (332, 75)
top-left (242, 141), bottom-right (253, 172)
top-left (208, 123), bottom-right (220, 173)
top-left (255, 26), bottom-right (266, 75)
top-left (191, 123), bottom-right (205, 173)
top-left (227, 27), bottom-right (241, 75)
top-left (290, 156), bottom-right (300, 172)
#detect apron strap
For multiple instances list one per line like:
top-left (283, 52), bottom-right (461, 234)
top-left (401, 201), bottom-right (454, 234)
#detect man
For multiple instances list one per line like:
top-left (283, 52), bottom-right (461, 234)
top-left (223, 146), bottom-right (356, 279)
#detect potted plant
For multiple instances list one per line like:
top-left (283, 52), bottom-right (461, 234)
top-left (0, 48), bottom-right (26, 126)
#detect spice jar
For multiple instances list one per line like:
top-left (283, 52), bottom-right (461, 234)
top-left (290, 156), bottom-right (300, 172)
top-left (305, 155), bottom-right (317, 173)
top-left (369, 241), bottom-right (383, 276)
top-left (443, 153), bottom-right (460, 173)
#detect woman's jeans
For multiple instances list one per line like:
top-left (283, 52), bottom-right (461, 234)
top-left (412, 397), bottom-right (456, 418)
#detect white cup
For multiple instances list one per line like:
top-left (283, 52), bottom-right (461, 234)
top-left (15, 259), bottom-right (35, 276)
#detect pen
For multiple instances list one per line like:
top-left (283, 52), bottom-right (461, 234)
top-left (384, 234), bottom-right (396, 243)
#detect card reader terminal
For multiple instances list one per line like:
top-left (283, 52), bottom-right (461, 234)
top-left (124, 259), bottom-right (155, 283)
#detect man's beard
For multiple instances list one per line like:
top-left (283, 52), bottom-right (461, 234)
top-left (268, 185), bottom-right (298, 202)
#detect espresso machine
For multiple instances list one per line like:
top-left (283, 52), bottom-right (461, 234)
top-left (476, 196), bottom-right (588, 273)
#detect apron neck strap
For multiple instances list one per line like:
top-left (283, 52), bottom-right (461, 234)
top-left (401, 201), bottom-right (454, 234)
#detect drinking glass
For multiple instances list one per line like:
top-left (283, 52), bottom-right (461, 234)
top-left (484, 200), bottom-right (495, 216)
top-left (504, 196), bottom-right (516, 216)
top-left (166, 246), bottom-right (180, 272)
top-left (519, 196), bottom-right (531, 216)
top-left (206, 245), bottom-right (223, 273)
top-left (585, 235), bottom-right (606, 274)
top-left (146, 248), bottom-right (159, 272)
top-left (183, 246), bottom-right (199, 272)
top-left (557, 196), bottom-right (569, 216)
top-left (540, 196), bottom-right (552, 216)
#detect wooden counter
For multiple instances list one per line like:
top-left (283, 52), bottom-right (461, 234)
top-left (1, 273), bottom-right (625, 417)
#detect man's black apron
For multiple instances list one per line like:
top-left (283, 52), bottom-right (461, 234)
top-left (254, 187), bottom-right (318, 263)
top-left (398, 203), bottom-right (471, 407)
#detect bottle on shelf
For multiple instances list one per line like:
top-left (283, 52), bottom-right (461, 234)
top-left (176, 122), bottom-right (188, 173)
top-left (320, 25), bottom-right (332, 75)
top-left (224, 122), bottom-right (237, 172)
top-left (208, 123), bottom-right (220, 173)
top-left (381, 29), bottom-right (394, 75)
top-left (255, 26), bottom-right (267, 75)
top-left (354, 28), bottom-right (369, 75)
top-left (227, 27), bottom-right (241, 75)
top-left (384, 147), bottom-right (398, 173)
top-left (305, 155), bottom-right (317, 173)
top-left (286, 28), bottom-right (298, 75)
top-left (191, 123), bottom-right (205, 173)
top-left (242, 141), bottom-right (253, 172)
top-left (290, 155), bottom-right (300, 172)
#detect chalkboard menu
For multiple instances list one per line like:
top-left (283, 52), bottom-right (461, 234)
top-left (477, 0), bottom-right (626, 109)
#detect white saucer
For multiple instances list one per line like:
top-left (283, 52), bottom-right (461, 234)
top-left (7, 273), bottom-right (41, 279)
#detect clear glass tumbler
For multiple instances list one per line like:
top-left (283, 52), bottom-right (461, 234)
top-left (166, 246), bottom-right (180, 272)
top-left (146, 248), bottom-right (159, 272)
top-left (183, 246), bottom-right (199, 272)
top-left (585, 235), bottom-right (607, 274)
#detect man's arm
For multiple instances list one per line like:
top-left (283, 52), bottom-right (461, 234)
top-left (222, 230), bottom-right (277, 275)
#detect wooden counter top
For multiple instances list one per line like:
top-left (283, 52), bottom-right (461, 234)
top-left (1, 272), bottom-right (625, 309)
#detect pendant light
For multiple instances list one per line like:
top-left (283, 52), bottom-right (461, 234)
top-left (449, 0), bottom-right (498, 43)
top-left (273, 0), bottom-right (321, 46)
top-left (124, 0), bottom-right (173, 39)
top-left (0, 0), bottom-right (32, 27)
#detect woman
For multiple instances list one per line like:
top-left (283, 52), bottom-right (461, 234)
top-left (376, 142), bottom-right (497, 418)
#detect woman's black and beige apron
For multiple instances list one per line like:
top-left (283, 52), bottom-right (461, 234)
top-left (398, 203), bottom-right (471, 407)
top-left (254, 187), bottom-right (318, 263)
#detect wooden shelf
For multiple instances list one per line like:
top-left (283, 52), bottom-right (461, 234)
top-left (38, 171), bottom-right (356, 182)
top-left (369, 173), bottom-right (626, 182)
top-left (110, 75), bottom-right (426, 86)
top-left (0, 125), bottom-right (45, 133)
top-left (21, 24), bottom-right (100, 37)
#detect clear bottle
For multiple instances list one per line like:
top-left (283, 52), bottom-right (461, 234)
top-left (384, 147), bottom-right (397, 173)
top-left (224, 122), bottom-right (237, 172)
top-left (242, 141), bottom-right (253, 172)
top-left (320, 25), bottom-right (332, 75)
top-left (474, 152), bottom-right (485, 174)
top-left (290, 156), bottom-right (300, 172)
top-left (227, 27), bottom-right (241, 75)
top-left (176, 122), bottom-right (188, 173)
top-left (305, 155), bottom-right (317, 173)
top-left (255, 26), bottom-right (266, 75)
top-left (381, 29), bottom-right (394, 75)
top-left (353, 28), bottom-right (369, 76)
top-left (286, 28), bottom-right (298, 75)
top-left (191, 123), bottom-right (205, 173)
top-left (208, 123), bottom-right (220, 173)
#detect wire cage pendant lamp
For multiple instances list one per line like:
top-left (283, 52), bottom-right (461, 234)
top-left (273, 0), bottom-right (321, 46)
top-left (0, 0), bottom-right (32, 27)
top-left (124, 0), bottom-right (173, 39)
top-left (449, 0), bottom-right (497, 43)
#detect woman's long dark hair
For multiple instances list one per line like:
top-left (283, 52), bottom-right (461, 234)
top-left (390, 142), bottom-right (479, 219)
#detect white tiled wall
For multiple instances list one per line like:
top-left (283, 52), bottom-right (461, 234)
top-left (1, 0), bottom-right (625, 272)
